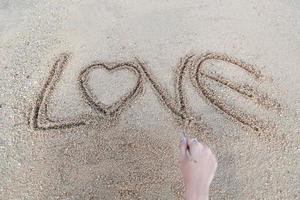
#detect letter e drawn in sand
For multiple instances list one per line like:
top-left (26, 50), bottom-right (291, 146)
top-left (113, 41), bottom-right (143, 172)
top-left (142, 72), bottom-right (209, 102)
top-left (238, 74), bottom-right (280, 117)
top-left (189, 52), bottom-right (282, 132)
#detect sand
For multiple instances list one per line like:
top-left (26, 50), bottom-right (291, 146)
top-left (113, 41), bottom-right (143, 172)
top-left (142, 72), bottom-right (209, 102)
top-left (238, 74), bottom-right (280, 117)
top-left (0, 0), bottom-right (299, 199)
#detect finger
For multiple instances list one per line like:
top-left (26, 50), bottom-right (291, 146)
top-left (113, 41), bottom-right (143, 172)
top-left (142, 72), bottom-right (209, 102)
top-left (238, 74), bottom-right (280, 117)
top-left (179, 136), bottom-right (187, 161)
top-left (188, 138), bottom-right (203, 155)
top-left (187, 138), bottom-right (199, 147)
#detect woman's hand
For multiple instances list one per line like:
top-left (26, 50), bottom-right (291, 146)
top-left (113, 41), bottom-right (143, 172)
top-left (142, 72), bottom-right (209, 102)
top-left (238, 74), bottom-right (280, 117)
top-left (179, 136), bottom-right (217, 200)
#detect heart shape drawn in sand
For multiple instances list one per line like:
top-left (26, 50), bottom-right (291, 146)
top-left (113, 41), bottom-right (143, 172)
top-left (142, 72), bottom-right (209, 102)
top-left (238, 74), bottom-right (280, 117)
top-left (79, 61), bottom-right (143, 116)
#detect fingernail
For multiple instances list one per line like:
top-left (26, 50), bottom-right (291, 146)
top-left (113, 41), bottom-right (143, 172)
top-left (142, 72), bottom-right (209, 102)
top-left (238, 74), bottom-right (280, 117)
top-left (192, 138), bottom-right (199, 144)
top-left (180, 136), bottom-right (187, 144)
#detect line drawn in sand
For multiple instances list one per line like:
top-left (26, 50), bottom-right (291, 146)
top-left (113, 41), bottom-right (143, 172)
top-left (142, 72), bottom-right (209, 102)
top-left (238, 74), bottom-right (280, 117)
top-left (79, 61), bottom-right (144, 117)
top-left (189, 53), bottom-right (282, 131)
top-left (29, 52), bottom-right (282, 132)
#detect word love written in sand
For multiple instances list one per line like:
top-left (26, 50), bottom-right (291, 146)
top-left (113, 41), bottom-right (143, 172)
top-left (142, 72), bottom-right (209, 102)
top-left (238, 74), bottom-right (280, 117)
top-left (30, 52), bottom-right (282, 132)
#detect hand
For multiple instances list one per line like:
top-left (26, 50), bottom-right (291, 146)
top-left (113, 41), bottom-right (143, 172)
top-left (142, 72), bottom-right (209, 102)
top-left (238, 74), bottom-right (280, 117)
top-left (179, 136), bottom-right (217, 200)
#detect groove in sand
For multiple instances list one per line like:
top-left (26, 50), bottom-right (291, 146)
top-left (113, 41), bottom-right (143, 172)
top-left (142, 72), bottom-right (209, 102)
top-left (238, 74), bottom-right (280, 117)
top-left (30, 53), bottom-right (86, 130)
top-left (189, 52), bottom-right (281, 131)
top-left (30, 52), bottom-right (281, 132)
top-left (78, 61), bottom-right (144, 117)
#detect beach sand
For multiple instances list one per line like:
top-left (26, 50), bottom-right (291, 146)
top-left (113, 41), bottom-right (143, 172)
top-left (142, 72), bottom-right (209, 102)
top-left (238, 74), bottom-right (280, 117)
top-left (0, 0), bottom-right (299, 199)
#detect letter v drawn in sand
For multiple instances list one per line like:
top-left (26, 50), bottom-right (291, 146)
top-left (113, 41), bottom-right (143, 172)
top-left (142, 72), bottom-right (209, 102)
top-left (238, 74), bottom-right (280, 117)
top-left (189, 53), bottom-right (282, 132)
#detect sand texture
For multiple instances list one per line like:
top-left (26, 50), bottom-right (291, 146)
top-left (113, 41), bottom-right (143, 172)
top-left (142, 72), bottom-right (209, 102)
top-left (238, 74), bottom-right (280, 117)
top-left (0, 0), bottom-right (299, 199)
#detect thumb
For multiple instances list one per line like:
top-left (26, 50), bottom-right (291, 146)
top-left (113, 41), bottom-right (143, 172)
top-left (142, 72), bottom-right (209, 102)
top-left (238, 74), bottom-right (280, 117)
top-left (179, 136), bottom-right (188, 161)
